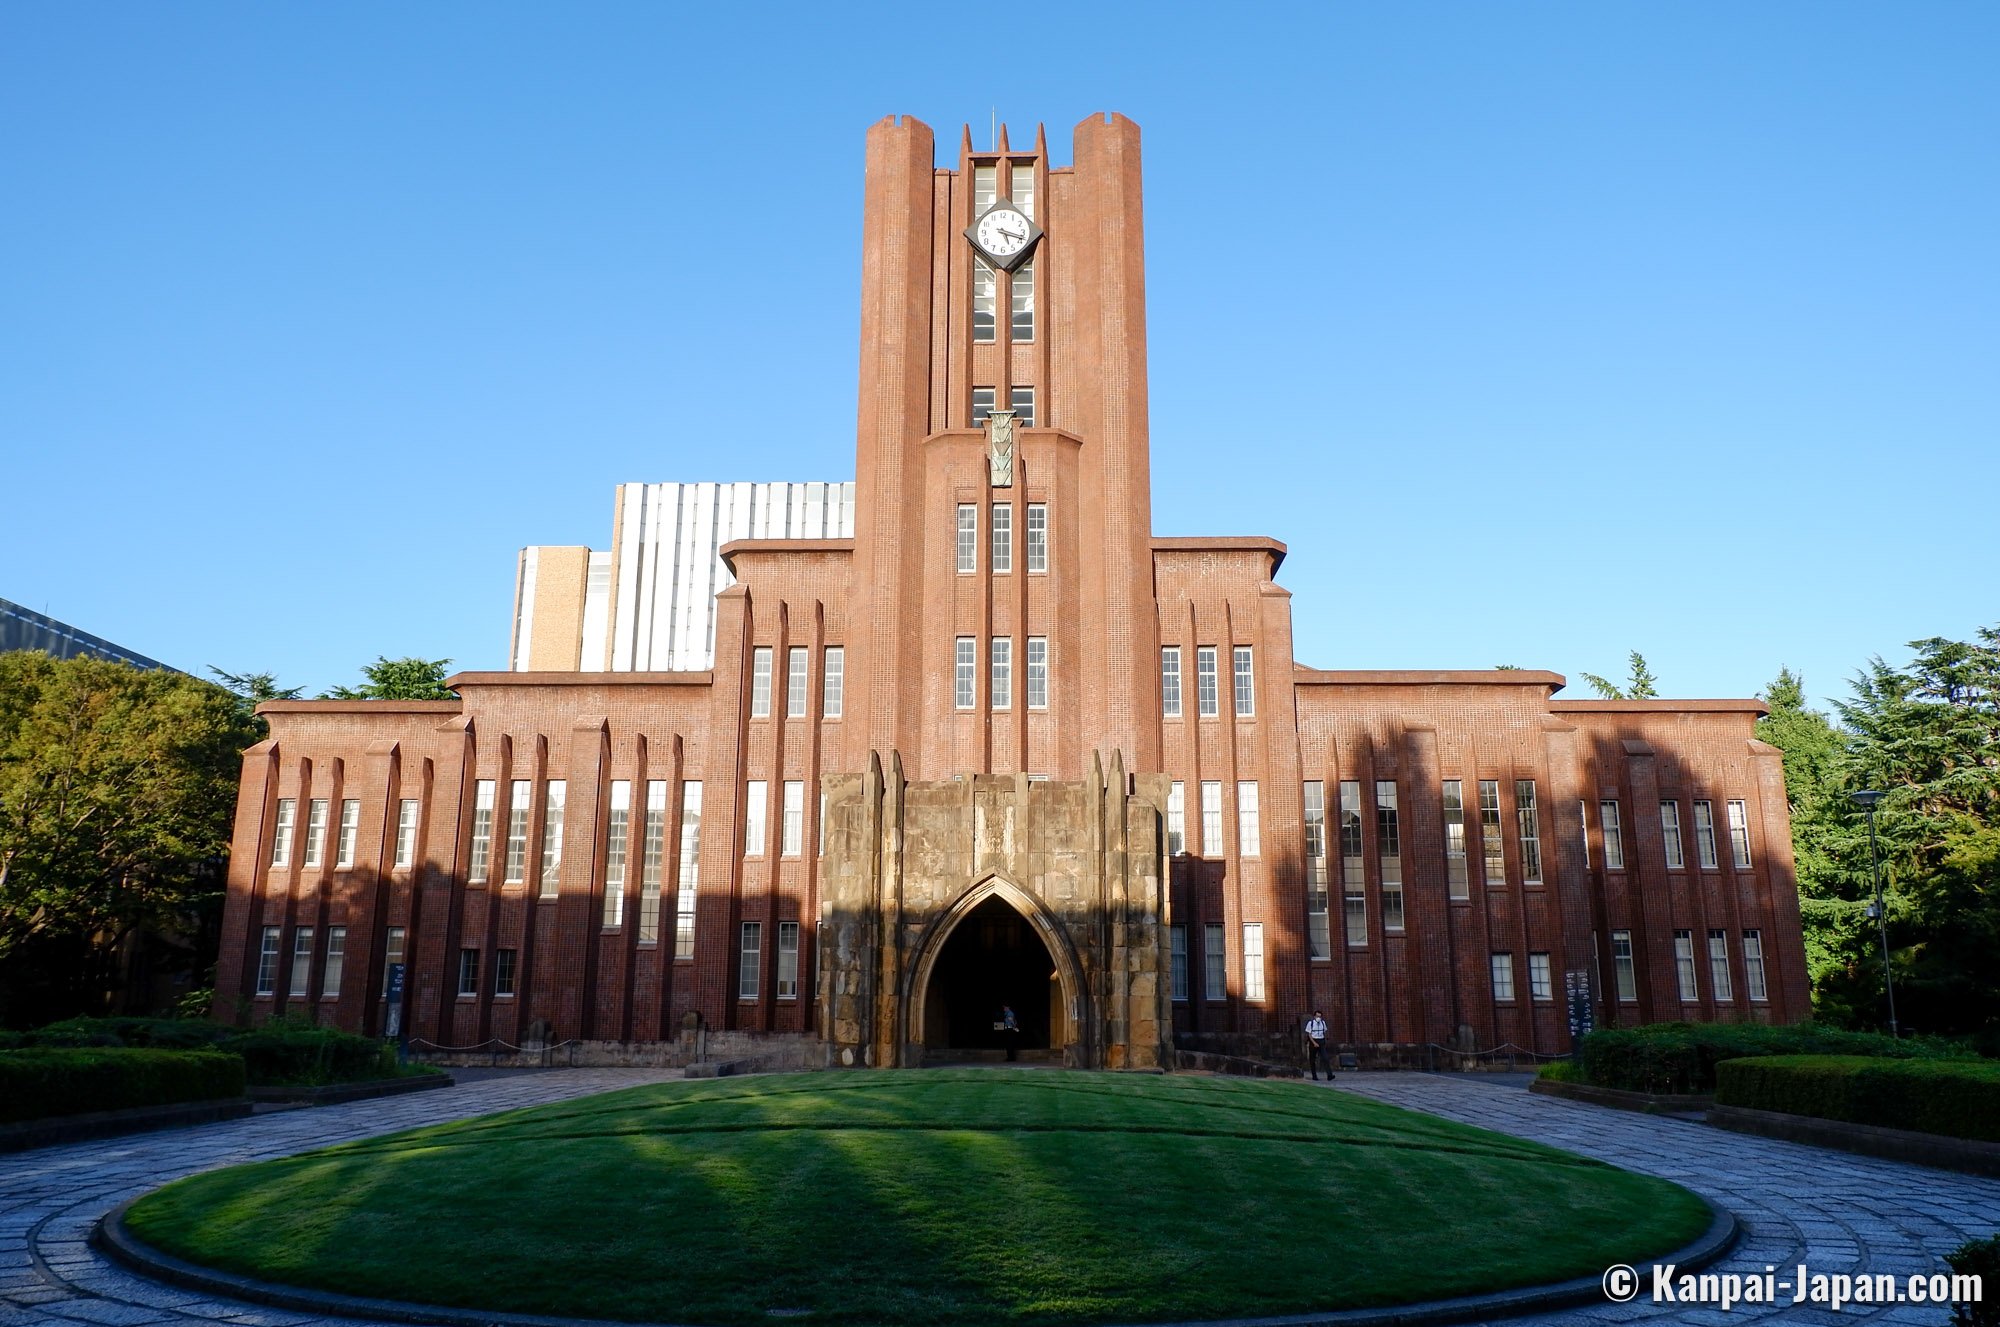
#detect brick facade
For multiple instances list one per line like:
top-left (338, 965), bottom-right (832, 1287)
top-left (213, 113), bottom-right (1811, 1065)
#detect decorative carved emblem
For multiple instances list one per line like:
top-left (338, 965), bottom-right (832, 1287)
top-left (987, 410), bottom-right (1016, 487)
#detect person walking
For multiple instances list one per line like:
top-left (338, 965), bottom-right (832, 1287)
top-left (1001, 1004), bottom-right (1020, 1062)
top-left (1305, 1010), bottom-right (1332, 1081)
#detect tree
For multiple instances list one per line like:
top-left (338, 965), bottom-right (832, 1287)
top-left (208, 667), bottom-right (301, 738)
top-left (1580, 650), bottom-right (1660, 700)
top-left (322, 656), bottom-right (457, 701)
top-left (0, 654), bottom-right (256, 1024)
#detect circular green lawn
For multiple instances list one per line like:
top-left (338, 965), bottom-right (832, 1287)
top-left (124, 1070), bottom-right (1709, 1325)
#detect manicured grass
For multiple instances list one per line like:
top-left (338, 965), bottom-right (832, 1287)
top-left (125, 1071), bottom-right (1710, 1325)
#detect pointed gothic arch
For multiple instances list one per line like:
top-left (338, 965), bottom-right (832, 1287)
top-left (902, 874), bottom-right (1094, 1067)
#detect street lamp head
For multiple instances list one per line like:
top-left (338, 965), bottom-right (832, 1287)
top-left (1850, 789), bottom-right (1884, 810)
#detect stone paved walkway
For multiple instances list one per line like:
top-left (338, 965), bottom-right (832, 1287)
top-left (2, 1069), bottom-right (1994, 1327)
top-left (0, 1070), bottom-right (679, 1327)
top-left (1333, 1072), bottom-right (2000, 1324)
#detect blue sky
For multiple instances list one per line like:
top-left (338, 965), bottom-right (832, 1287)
top-left (4, 3), bottom-right (1993, 709)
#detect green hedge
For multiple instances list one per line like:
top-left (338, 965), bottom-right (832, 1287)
top-left (1715, 1055), bottom-right (2000, 1142)
top-left (0, 1048), bottom-right (246, 1124)
top-left (28, 1016), bottom-right (236, 1051)
top-left (1576, 1022), bottom-right (1963, 1095)
top-left (226, 1028), bottom-right (398, 1087)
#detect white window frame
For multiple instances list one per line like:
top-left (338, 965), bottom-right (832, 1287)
top-left (955, 637), bottom-right (976, 710)
top-left (1707, 929), bottom-right (1733, 1002)
top-left (1166, 781), bottom-right (1185, 855)
top-left (777, 921), bottom-right (800, 1000)
top-left (270, 798), bottom-right (295, 869)
top-left (1515, 779), bottom-right (1542, 883)
top-left (1612, 929), bottom-right (1637, 1001)
top-left (539, 781), bottom-right (565, 896)
top-left (750, 647), bottom-right (773, 718)
top-left (457, 947), bottom-right (480, 998)
top-left (1199, 781), bottom-right (1222, 856)
top-left (1203, 922), bottom-right (1226, 1002)
top-left (323, 926), bottom-right (346, 999)
top-left (990, 637), bottom-right (1011, 710)
top-left (1340, 781), bottom-right (1367, 946)
top-left (972, 255), bottom-right (997, 343)
top-left (782, 781), bottom-right (804, 857)
top-left (1160, 646), bottom-right (1182, 718)
top-left (1025, 503), bottom-right (1047, 574)
top-left (1170, 924), bottom-right (1188, 1002)
top-left (1490, 952), bottom-right (1515, 1002)
top-left (787, 647), bottom-right (809, 719)
top-left (956, 504), bottom-right (977, 573)
top-left (335, 799), bottom-right (360, 868)
top-left (1196, 646), bottom-right (1219, 717)
top-left (303, 798), bottom-right (328, 868)
top-left (1528, 952), bottom-right (1552, 1001)
top-left (381, 926), bottom-right (406, 996)
top-left (290, 927), bottom-right (314, 998)
top-left (739, 922), bottom-right (762, 1002)
top-left (1479, 779), bottom-right (1505, 886)
top-left (1674, 929), bottom-right (1699, 1001)
top-left (1442, 779), bottom-right (1469, 899)
top-left (971, 386), bottom-right (996, 424)
top-left (494, 947), bottom-right (518, 998)
top-left (1242, 923), bottom-right (1265, 1001)
top-left (1304, 781), bottom-right (1330, 959)
top-left (503, 780), bottom-right (531, 884)
top-left (675, 782), bottom-right (702, 959)
top-left (1727, 799), bottom-right (1752, 867)
top-left (1232, 645), bottom-right (1255, 716)
top-left (466, 783), bottom-right (494, 883)
top-left (744, 781), bottom-right (768, 858)
top-left (394, 798), bottom-right (419, 869)
top-left (256, 926), bottom-right (281, 995)
top-left (991, 503), bottom-right (1012, 574)
top-left (1237, 781), bottom-right (1260, 858)
top-left (1694, 799), bottom-right (1719, 870)
top-left (602, 780), bottom-right (631, 928)
top-left (1601, 799), bottom-right (1625, 871)
top-left (823, 647), bottom-right (844, 719)
top-left (1026, 637), bottom-right (1048, 710)
top-left (1743, 930), bottom-right (1768, 1002)
top-left (1009, 385), bottom-right (1035, 426)
top-left (1377, 780), bottom-right (1404, 932)
top-left (638, 780), bottom-right (667, 943)
top-left (1661, 800), bottom-right (1685, 870)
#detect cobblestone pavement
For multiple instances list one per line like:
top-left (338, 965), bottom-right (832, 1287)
top-left (0, 1070), bottom-right (678, 1327)
top-left (1333, 1072), bottom-right (2000, 1325)
top-left (4, 1069), bottom-right (1996, 1327)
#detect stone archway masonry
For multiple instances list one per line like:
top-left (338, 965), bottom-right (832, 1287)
top-left (817, 749), bottom-right (1169, 1070)
top-left (6, 1071), bottom-right (1999, 1327)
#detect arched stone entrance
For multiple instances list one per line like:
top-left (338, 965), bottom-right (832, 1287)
top-left (905, 878), bottom-right (1089, 1065)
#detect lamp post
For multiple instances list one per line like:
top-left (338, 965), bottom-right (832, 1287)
top-left (1849, 790), bottom-right (1898, 1039)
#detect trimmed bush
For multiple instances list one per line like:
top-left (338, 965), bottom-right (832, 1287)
top-left (29, 1017), bottom-right (235, 1051)
top-left (1576, 1022), bottom-right (1964, 1095)
top-left (1945, 1234), bottom-right (1999, 1327)
top-left (225, 1027), bottom-right (398, 1086)
top-left (1536, 1059), bottom-right (1583, 1083)
top-left (0, 1048), bottom-right (245, 1124)
top-left (1715, 1055), bottom-right (2000, 1142)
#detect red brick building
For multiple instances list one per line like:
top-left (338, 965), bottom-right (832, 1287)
top-left (214, 114), bottom-right (1811, 1066)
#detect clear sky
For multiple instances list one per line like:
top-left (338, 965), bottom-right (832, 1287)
top-left (4, 3), bottom-right (1994, 709)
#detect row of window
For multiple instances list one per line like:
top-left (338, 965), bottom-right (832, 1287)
top-left (953, 636), bottom-right (1052, 711)
top-left (970, 386), bottom-right (1036, 428)
top-left (748, 646), bottom-right (843, 720)
top-left (1612, 928), bottom-right (1771, 1003)
top-left (1168, 922), bottom-right (1265, 1003)
top-left (1161, 646), bottom-right (1254, 719)
top-left (955, 502), bottom-right (1049, 574)
top-left (972, 258), bottom-right (1035, 343)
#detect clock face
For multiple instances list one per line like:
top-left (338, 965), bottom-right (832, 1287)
top-left (976, 207), bottom-right (1032, 260)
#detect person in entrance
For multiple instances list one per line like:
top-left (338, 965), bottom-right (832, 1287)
top-left (1305, 1010), bottom-right (1332, 1081)
top-left (1001, 1004), bottom-right (1019, 1061)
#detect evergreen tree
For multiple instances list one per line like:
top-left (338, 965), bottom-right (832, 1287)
top-left (1580, 650), bottom-right (1659, 700)
top-left (323, 657), bottom-right (457, 701)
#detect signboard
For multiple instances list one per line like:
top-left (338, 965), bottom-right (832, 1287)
top-left (384, 962), bottom-right (407, 1044)
top-left (1565, 969), bottom-right (1595, 1045)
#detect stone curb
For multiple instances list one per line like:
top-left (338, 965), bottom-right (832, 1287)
top-left (0, 1099), bottom-right (253, 1154)
top-left (246, 1073), bottom-right (454, 1106)
top-left (1708, 1103), bottom-right (2000, 1178)
top-left (95, 1194), bottom-right (1738, 1327)
top-left (1529, 1077), bottom-right (1714, 1116)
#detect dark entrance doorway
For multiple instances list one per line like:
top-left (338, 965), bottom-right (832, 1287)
top-left (924, 896), bottom-right (1057, 1052)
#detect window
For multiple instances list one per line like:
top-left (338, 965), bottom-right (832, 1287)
top-left (1707, 930), bottom-right (1733, 1002)
top-left (381, 926), bottom-right (406, 996)
top-left (1237, 782), bottom-right (1260, 857)
top-left (1529, 952), bottom-right (1553, 1001)
top-left (1009, 386), bottom-right (1035, 427)
top-left (777, 921), bottom-right (800, 1000)
top-left (675, 782), bottom-right (702, 959)
top-left (394, 799), bottom-right (418, 868)
top-left (1674, 930), bottom-right (1699, 1001)
top-left (971, 386), bottom-right (996, 424)
top-left (823, 647), bottom-right (844, 718)
top-left (1203, 922), bottom-right (1226, 1000)
top-left (1199, 781), bottom-right (1222, 856)
top-left (1601, 800), bottom-right (1625, 870)
top-left (539, 781), bottom-right (565, 896)
top-left (303, 798), bottom-right (329, 868)
top-left (495, 948), bottom-right (518, 998)
top-left (787, 647), bottom-right (809, 718)
top-left (1026, 503), bottom-right (1047, 573)
top-left (1170, 925), bottom-right (1188, 1001)
top-left (1479, 780), bottom-right (1505, 885)
top-left (972, 256), bottom-right (997, 342)
top-left (750, 647), bottom-right (773, 718)
top-left (1011, 260), bottom-right (1034, 341)
top-left (1580, 800), bottom-right (1591, 867)
top-left (256, 926), bottom-right (281, 995)
top-left (1442, 780), bottom-right (1469, 898)
top-left (744, 781), bottom-right (768, 856)
top-left (991, 637), bottom-right (1012, 709)
top-left (1303, 781), bottom-right (1331, 959)
top-left (956, 505), bottom-right (977, 573)
top-left (1242, 923), bottom-right (1265, 1001)
top-left (1727, 800), bottom-right (1752, 867)
top-left (991, 504), bottom-right (1012, 573)
top-left (1377, 781), bottom-right (1404, 931)
top-left (1026, 637), bottom-right (1048, 709)
top-left (1661, 801), bottom-right (1685, 870)
top-left (819, 790), bottom-right (827, 857)
top-left (1490, 952), bottom-right (1515, 1002)
top-left (782, 781), bottom-right (804, 857)
top-left (638, 781), bottom-right (667, 942)
top-left (602, 780), bottom-right (631, 928)
top-left (458, 947), bottom-right (480, 998)
top-left (1612, 930), bottom-right (1637, 1001)
top-left (467, 782), bottom-right (494, 883)
top-left (318, 926), bottom-right (346, 999)
top-left (1340, 781), bottom-right (1366, 945)
top-left (1743, 930), bottom-right (1768, 1001)
top-left (336, 799), bottom-right (360, 868)
top-left (1233, 646), bottom-right (1255, 716)
top-left (290, 927), bottom-right (314, 997)
top-left (739, 922), bottom-right (762, 1001)
top-left (1160, 647), bottom-right (1182, 717)
top-left (1166, 781), bottom-right (1185, 855)
top-left (504, 781), bottom-right (531, 884)
top-left (1694, 800), bottom-right (1718, 870)
top-left (271, 798), bottom-right (296, 868)
top-left (955, 637), bottom-right (976, 709)
top-left (1515, 779), bottom-right (1542, 883)
top-left (973, 163), bottom-right (996, 208)
top-left (1195, 647), bottom-right (1219, 716)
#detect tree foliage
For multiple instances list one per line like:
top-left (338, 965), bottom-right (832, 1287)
top-left (208, 667), bottom-right (301, 738)
top-left (0, 654), bottom-right (256, 1024)
top-left (1580, 650), bottom-right (1659, 700)
top-left (322, 656), bottom-right (457, 701)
